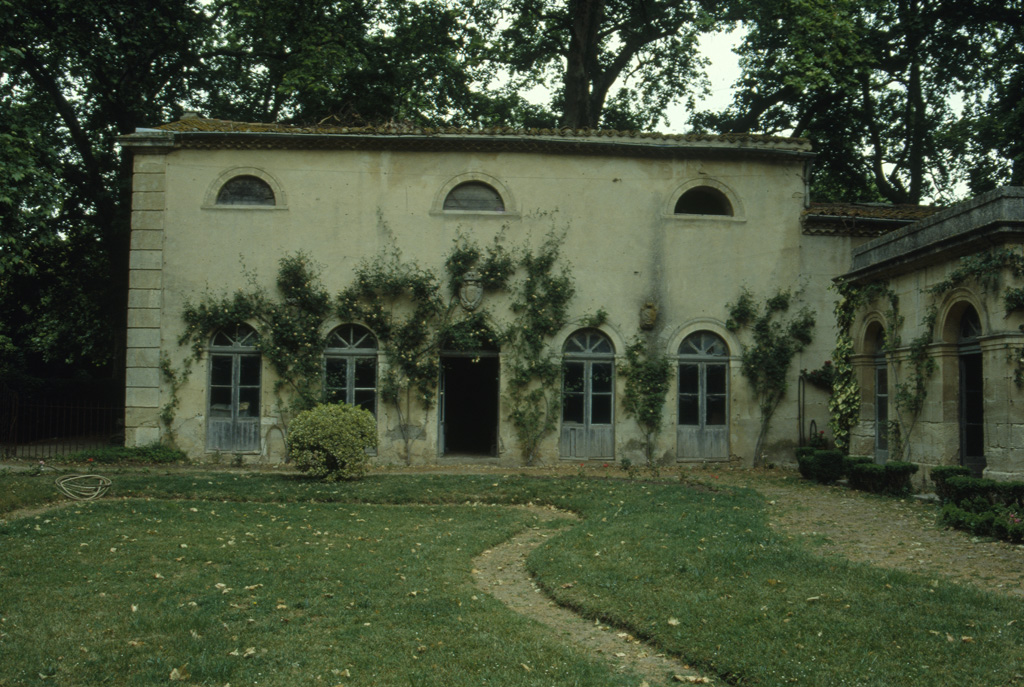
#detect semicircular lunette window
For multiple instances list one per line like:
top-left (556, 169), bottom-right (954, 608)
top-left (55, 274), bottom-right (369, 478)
top-left (443, 182), bottom-right (505, 212)
top-left (674, 186), bottom-right (733, 216)
top-left (216, 175), bottom-right (276, 206)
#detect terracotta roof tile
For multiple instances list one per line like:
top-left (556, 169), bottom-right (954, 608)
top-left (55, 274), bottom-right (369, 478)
top-left (805, 202), bottom-right (941, 221)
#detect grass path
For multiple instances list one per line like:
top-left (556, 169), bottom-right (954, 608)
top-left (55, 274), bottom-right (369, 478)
top-left (2, 469), bottom-right (1024, 686)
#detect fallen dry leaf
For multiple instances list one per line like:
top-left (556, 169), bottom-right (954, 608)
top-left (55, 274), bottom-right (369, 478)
top-left (673, 676), bottom-right (711, 684)
top-left (667, 618), bottom-right (681, 626)
top-left (169, 664), bottom-right (190, 681)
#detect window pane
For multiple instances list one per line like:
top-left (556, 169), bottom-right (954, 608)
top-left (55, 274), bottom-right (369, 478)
top-left (354, 390), bottom-right (376, 416)
top-left (237, 388), bottom-right (260, 417)
top-left (211, 355), bottom-right (233, 386)
top-left (679, 364), bottom-right (699, 393)
top-left (562, 394), bottom-right (584, 424)
top-left (591, 363), bottom-right (613, 393)
top-left (443, 182), bottom-right (504, 212)
top-left (239, 355), bottom-right (261, 386)
top-left (354, 358), bottom-right (376, 388)
top-left (706, 395), bottom-right (727, 425)
top-left (678, 395), bottom-right (699, 425)
top-left (216, 175), bottom-right (275, 206)
top-left (706, 364), bottom-right (727, 395)
top-left (209, 387), bottom-right (232, 417)
top-left (591, 394), bottom-right (612, 424)
top-left (325, 358), bottom-right (347, 393)
top-left (563, 362), bottom-right (585, 393)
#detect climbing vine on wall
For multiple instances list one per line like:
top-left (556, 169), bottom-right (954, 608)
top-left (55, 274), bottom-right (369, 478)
top-left (833, 247), bottom-right (1024, 457)
top-left (178, 253), bottom-right (332, 416)
top-left (501, 231), bottom-right (580, 464)
top-left (727, 288), bottom-right (815, 465)
top-left (171, 230), bottom-right (595, 464)
top-left (620, 336), bottom-right (672, 466)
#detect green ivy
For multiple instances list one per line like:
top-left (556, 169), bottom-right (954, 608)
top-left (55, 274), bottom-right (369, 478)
top-left (180, 253), bottom-right (330, 414)
top-left (620, 336), bottom-right (671, 466)
top-left (727, 288), bottom-right (815, 465)
top-left (834, 247), bottom-right (1024, 458)
top-left (502, 231), bottom-right (577, 464)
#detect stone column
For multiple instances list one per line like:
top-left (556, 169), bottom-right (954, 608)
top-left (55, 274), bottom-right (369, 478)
top-left (124, 153), bottom-right (167, 447)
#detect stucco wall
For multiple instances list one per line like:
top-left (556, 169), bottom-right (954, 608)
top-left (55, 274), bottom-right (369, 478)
top-left (125, 138), bottom-right (858, 466)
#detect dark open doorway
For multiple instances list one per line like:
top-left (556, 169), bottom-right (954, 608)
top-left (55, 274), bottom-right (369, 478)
top-left (440, 355), bottom-right (499, 456)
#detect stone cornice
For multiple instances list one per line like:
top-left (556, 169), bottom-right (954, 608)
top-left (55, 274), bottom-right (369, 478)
top-left (118, 118), bottom-right (815, 164)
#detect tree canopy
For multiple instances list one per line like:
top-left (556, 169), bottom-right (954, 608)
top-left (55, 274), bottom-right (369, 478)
top-left (0, 0), bottom-right (1021, 383)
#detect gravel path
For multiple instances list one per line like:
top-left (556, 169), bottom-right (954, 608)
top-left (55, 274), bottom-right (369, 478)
top-left (472, 506), bottom-right (712, 686)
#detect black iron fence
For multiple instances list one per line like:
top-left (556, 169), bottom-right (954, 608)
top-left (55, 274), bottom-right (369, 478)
top-left (0, 387), bottom-right (124, 459)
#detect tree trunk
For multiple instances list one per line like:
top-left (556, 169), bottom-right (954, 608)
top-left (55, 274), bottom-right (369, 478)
top-left (560, 0), bottom-right (605, 128)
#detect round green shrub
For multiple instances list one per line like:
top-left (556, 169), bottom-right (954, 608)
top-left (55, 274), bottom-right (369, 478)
top-left (287, 403), bottom-right (377, 481)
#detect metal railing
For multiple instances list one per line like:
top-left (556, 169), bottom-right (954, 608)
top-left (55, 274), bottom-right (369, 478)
top-left (0, 388), bottom-right (123, 459)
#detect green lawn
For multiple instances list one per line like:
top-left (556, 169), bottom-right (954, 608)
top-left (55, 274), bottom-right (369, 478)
top-left (1, 470), bottom-right (1022, 686)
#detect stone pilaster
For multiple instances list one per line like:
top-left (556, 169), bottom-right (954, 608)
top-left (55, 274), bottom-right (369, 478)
top-left (124, 154), bottom-right (166, 447)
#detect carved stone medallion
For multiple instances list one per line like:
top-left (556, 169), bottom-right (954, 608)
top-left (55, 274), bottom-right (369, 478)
top-left (459, 269), bottom-right (484, 311)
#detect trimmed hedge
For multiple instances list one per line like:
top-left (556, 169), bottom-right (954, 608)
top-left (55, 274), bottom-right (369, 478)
top-left (847, 460), bottom-right (918, 495)
top-left (287, 402), bottom-right (377, 481)
top-left (797, 449), bottom-right (844, 484)
top-left (929, 465), bottom-right (971, 501)
top-left (842, 454), bottom-right (873, 475)
top-left (44, 443), bottom-right (186, 465)
top-left (937, 474), bottom-right (1024, 543)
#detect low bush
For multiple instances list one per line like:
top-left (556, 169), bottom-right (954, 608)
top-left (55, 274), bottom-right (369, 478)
top-left (287, 402), bottom-right (377, 481)
top-left (47, 443), bottom-right (186, 465)
top-left (848, 460), bottom-right (918, 495)
top-left (938, 475), bottom-right (1024, 543)
top-left (941, 475), bottom-right (1024, 509)
top-left (930, 465), bottom-right (971, 501)
top-left (797, 449), bottom-right (844, 484)
top-left (843, 454), bottom-right (873, 475)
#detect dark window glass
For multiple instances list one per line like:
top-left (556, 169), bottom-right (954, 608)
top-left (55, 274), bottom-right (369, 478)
top-left (354, 358), bottom-right (376, 388)
top-left (237, 388), bottom-right (260, 417)
top-left (216, 175), bottom-right (275, 206)
top-left (562, 394), bottom-right (585, 424)
top-left (563, 362), bottom-right (585, 393)
top-left (210, 355), bottom-right (233, 386)
top-left (678, 396), bottom-right (699, 425)
top-left (591, 363), bottom-right (613, 393)
top-left (354, 390), bottom-right (376, 414)
top-left (679, 364), bottom-right (699, 393)
top-left (591, 395), bottom-right (612, 424)
top-left (209, 387), bottom-right (233, 416)
top-left (706, 364), bottom-right (726, 394)
top-left (239, 355), bottom-right (261, 386)
top-left (674, 187), bottom-right (733, 216)
top-left (706, 396), bottom-right (727, 425)
top-left (443, 182), bottom-right (504, 212)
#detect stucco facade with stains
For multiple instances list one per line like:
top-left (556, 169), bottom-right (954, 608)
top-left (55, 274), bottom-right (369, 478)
top-left (120, 117), bottom-right (871, 467)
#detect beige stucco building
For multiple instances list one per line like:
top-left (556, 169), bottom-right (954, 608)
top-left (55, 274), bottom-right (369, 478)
top-left (119, 117), bottom-right (893, 467)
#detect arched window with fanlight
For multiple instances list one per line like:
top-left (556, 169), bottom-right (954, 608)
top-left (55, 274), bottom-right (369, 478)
top-left (560, 329), bottom-right (615, 458)
top-left (443, 182), bottom-right (505, 212)
top-left (215, 175), bottom-right (276, 206)
top-left (207, 324), bottom-right (261, 451)
top-left (324, 324), bottom-right (377, 416)
top-left (677, 331), bottom-right (729, 459)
